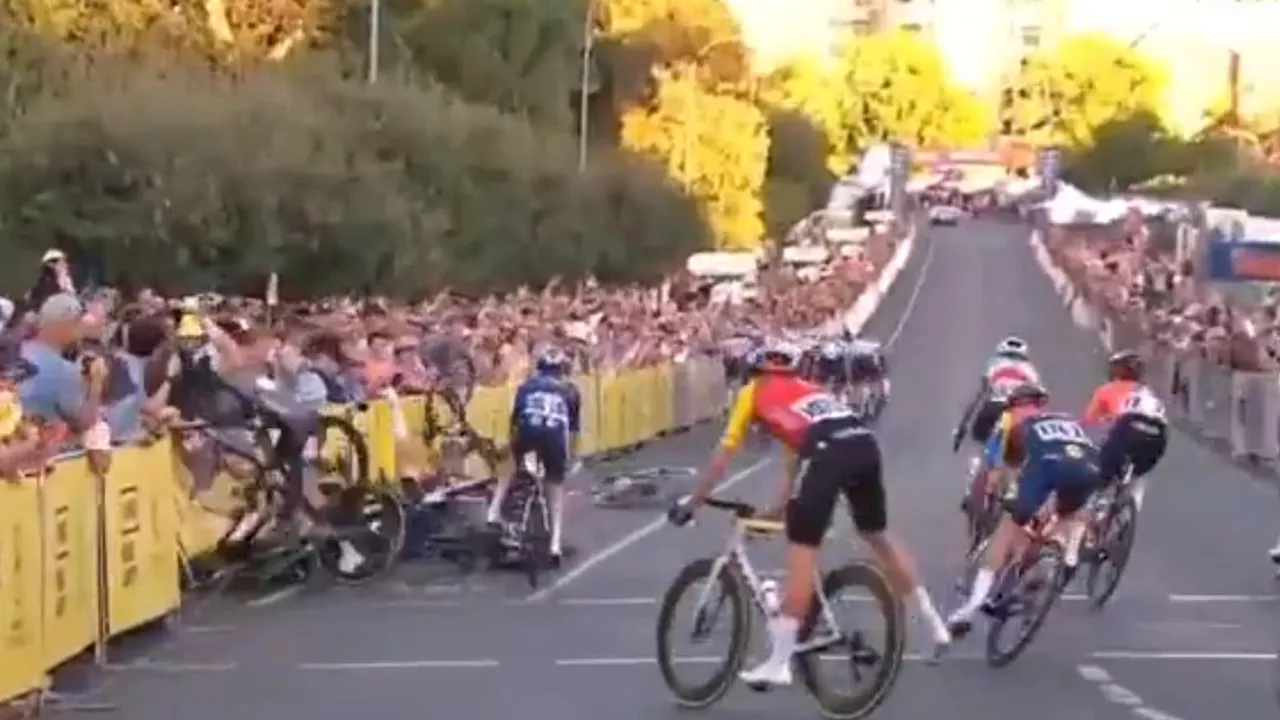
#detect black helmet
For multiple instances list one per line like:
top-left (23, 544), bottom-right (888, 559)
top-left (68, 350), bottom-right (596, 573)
top-left (1107, 349), bottom-right (1143, 382)
top-left (1006, 381), bottom-right (1049, 408)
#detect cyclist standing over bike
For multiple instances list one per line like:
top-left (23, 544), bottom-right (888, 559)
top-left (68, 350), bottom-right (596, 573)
top-left (947, 382), bottom-right (1097, 637)
top-left (1084, 350), bottom-right (1168, 513)
top-left (673, 338), bottom-right (950, 687)
top-left (489, 346), bottom-right (581, 565)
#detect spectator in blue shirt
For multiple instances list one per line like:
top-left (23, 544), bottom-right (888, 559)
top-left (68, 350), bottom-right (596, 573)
top-left (19, 294), bottom-right (107, 446)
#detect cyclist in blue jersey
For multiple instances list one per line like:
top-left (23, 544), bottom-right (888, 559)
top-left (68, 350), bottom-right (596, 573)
top-left (946, 382), bottom-right (1098, 637)
top-left (486, 346), bottom-right (582, 564)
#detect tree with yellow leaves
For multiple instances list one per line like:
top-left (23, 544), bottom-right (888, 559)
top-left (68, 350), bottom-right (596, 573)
top-left (599, 0), bottom-right (767, 248)
top-left (620, 66), bottom-right (766, 249)
top-left (834, 30), bottom-right (992, 156)
top-left (1000, 33), bottom-right (1167, 147)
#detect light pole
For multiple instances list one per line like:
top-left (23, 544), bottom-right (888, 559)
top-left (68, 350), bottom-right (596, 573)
top-left (576, 0), bottom-right (596, 172)
top-left (367, 0), bottom-right (381, 84)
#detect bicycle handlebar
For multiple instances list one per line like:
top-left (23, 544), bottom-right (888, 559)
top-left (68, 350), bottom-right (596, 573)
top-left (703, 497), bottom-right (757, 519)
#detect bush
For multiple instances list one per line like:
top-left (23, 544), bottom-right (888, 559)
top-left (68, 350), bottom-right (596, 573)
top-left (0, 58), bottom-right (709, 297)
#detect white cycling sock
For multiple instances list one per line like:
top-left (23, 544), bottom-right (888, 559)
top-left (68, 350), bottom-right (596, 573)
top-left (1130, 475), bottom-right (1148, 511)
top-left (911, 586), bottom-right (950, 644)
top-left (486, 477), bottom-right (511, 524)
top-left (764, 615), bottom-right (799, 665)
top-left (959, 568), bottom-right (996, 617)
top-left (1062, 523), bottom-right (1086, 568)
top-left (548, 485), bottom-right (565, 556)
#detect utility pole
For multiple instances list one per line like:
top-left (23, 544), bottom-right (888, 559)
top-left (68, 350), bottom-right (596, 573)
top-left (367, 0), bottom-right (381, 84)
top-left (576, 0), bottom-right (595, 172)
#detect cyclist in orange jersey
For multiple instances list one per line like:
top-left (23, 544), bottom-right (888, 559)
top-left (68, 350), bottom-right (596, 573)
top-left (1089, 350), bottom-right (1168, 512)
top-left (669, 338), bottom-right (951, 687)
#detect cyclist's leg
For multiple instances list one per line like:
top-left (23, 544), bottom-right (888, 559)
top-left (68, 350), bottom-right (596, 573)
top-left (1125, 418), bottom-right (1167, 511)
top-left (1050, 458), bottom-right (1098, 579)
top-left (539, 432), bottom-right (570, 559)
top-left (740, 439), bottom-right (841, 686)
top-left (486, 435), bottom-right (527, 524)
top-left (950, 460), bottom-right (1051, 630)
top-left (847, 433), bottom-right (951, 647)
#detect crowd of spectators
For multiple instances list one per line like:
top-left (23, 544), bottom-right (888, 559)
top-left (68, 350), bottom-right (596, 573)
top-left (1040, 208), bottom-right (1280, 374)
top-left (0, 232), bottom-right (902, 476)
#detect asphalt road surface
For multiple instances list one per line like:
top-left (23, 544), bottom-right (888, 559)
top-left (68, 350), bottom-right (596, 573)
top-left (86, 220), bottom-right (1280, 720)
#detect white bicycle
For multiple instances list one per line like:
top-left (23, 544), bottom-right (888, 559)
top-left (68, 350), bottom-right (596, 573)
top-left (656, 496), bottom-right (905, 719)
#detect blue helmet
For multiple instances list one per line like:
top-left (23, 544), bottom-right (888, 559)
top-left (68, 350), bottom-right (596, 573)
top-left (536, 346), bottom-right (570, 376)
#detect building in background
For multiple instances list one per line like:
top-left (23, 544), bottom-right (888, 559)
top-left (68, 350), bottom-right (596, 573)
top-left (725, 0), bottom-right (1280, 136)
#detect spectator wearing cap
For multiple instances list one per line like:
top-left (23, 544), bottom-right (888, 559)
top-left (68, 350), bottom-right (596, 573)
top-left (18, 293), bottom-right (107, 444)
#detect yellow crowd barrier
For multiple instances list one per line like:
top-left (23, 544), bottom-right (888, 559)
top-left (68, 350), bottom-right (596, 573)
top-left (0, 360), bottom-right (721, 706)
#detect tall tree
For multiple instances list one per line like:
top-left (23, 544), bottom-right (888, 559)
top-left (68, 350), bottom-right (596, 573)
top-left (834, 30), bottom-right (992, 154)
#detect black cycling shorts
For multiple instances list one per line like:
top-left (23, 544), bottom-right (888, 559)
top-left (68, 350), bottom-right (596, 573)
top-left (511, 428), bottom-right (569, 483)
top-left (1098, 413), bottom-right (1168, 483)
top-left (970, 398), bottom-right (1005, 445)
top-left (785, 418), bottom-right (886, 546)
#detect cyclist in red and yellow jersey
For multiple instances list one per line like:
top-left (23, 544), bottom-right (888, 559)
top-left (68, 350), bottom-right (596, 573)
top-left (670, 338), bottom-right (951, 686)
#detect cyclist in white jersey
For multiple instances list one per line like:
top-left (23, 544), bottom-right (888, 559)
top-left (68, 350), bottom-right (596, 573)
top-left (951, 337), bottom-right (1041, 499)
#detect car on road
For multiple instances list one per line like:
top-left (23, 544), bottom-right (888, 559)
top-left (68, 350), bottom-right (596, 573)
top-left (929, 204), bottom-right (964, 226)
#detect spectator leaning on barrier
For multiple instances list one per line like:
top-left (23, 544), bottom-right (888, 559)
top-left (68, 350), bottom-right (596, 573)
top-left (17, 293), bottom-right (106, 450)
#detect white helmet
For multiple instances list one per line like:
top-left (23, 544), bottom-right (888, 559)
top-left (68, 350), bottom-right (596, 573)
top-left (995, 336), bottom-right (1029, 359)
top-left (753, 338), bottom-right (804, 372)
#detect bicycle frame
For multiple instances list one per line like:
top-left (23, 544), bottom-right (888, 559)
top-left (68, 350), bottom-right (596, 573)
top-left (691, 519), bottom-right (844, 655)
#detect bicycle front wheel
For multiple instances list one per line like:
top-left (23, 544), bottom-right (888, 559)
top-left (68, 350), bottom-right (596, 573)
top-left (1086, 493), bottom-right (1138, 610)
top-left (655, 557), bottom-right (752, 709)
top-left (795, 562), bottom-right (905, 720)
top-left (985, 543), bottom-right (1067, 667)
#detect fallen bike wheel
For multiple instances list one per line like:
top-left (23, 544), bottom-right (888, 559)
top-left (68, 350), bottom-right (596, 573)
top-left (795, 562), bottom-right (905, 720)
top-left (1085, 494), bottom-right (1138, 610)
top-left (315, 486), bottom-right (406, 584)
top-left (591, 466), bottom-right (696, 508)
top-left (655, 557), bottom-right (752, 709)
top-left (985, 543), bottom-right (1066, 667)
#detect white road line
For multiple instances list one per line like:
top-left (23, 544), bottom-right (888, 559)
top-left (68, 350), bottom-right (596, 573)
top-left (884, 228), bottom-right (936, 349)
top-left (246, 584), bottom-right (305, 607)
top-left (1090, 651), bottom-right (1277, 661)
top-left (1167, 594), bottom-right (1280, 603)
top-left (560, 597), bottom-right (656, 606)
top-left (107, 660), bottom-right (238, 673)
top-left (298, 659), bottom-right (501, 671)
top-left (554, 652), bottom-right (982, 667)
top-left (524, 457), bottom-right (774, 602)
top-left (1077, 663), bottom-right (1185, 720)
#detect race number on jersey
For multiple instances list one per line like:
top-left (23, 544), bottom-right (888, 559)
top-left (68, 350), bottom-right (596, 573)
top-left (1031, 417), bottom-right (1091, 446)
top-left (790, 392), bottom-right (855, 423)
top-left (1120, 387), bottom-right (1166, 421)
top-left (522, 391), bottom-right (570, 429)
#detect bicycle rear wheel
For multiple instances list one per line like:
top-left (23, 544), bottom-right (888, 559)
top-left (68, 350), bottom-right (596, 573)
top-left (1086, 493), bottom-right (1138, 610)
top-left (985, 543), bottom-right (1067, 667)
top-left (795, 562), bottom-right (905, 720)
top-left (313, 415), bottom-right (371, 486)
top-left (520, 482), bottom-right (551, 589)
top-left (655, 557), bottom-right (752, 709)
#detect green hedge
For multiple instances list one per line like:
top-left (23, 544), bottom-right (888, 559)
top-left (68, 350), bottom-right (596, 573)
top-left (0, 60), bottom-right (710, 298)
